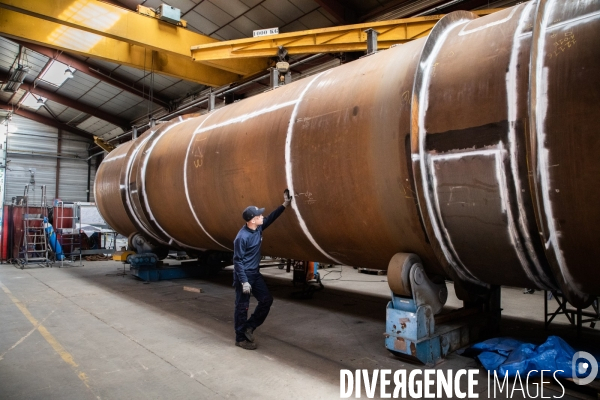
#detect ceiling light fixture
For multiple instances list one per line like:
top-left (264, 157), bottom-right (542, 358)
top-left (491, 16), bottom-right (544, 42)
top-left (20, 92), bottom-right (47, 110)
top-left (2, 64), bottom-right (30, 93)
top-left (64, 67), bottom-right (74, 79)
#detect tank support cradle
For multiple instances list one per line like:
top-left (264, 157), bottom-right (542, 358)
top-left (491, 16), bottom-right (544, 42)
top-left (384, 253), bottom-right (500, 366)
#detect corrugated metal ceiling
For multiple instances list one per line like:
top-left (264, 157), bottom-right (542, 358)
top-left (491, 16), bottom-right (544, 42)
top-left (0, 0), bottom-right (510, 142)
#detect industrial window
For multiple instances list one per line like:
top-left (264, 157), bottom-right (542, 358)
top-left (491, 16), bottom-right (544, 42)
top-left (39, 60), bottom-right (75, 87)
top-left (19, 92), bottom-right (47, 110)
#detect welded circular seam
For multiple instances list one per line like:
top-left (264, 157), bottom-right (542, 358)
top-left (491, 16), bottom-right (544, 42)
top-left (505, 1), bottom-right (555, 290)
top-left (127, 135), bottom-right (170, 245)
top-left (183, 111), bottom-right (233, 251)
top-left (120, 132), bottom-right (166, 245)
top-left (457, 5), bottom-right (519, 36)
top-left (138, 117), bottom-right (195, 249)
top-left (94, 148), bottom-right (130, 233)
top-left (530, 0), bottom-right (582, 294)
top-left (413, 13), bottom-right (483, 285)
top-left (284, 70), bottom-right (344, 266)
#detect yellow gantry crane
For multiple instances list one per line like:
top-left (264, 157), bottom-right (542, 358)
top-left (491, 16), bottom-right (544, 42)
top-left (0, 0), bottom-right (268, 85)
top-left (0, 0), bottom-right (501, 87)
top-left (190, 9), bottom-right (501, 62)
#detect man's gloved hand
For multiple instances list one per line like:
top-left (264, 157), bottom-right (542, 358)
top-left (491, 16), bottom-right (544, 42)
top-left (283, 189), bottom-right (292, 207)
top-left (242, 282), bottom-right (252, 295)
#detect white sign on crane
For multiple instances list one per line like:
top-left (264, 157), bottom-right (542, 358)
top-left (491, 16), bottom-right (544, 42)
top-left (253, 27), bottom-right (279, 37)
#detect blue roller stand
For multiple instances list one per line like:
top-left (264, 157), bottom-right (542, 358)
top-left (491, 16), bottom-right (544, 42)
top-left (385, 294), bottom-right (442, 365)
top-left (385, 292), bottom-right (496, 366)
top-left (129, 253), bottom-right (190, 282)
top-left (384, 253), bottom-right (498, 365)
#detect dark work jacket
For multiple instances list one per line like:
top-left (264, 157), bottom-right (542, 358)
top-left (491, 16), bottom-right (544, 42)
top-left (233, 205), bottom-right (285, 285)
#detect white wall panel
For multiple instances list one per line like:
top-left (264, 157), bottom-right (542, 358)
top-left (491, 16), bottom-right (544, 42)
top-left (58, 131), bottom-right (92, 202)
top-left (5, 116), bottom-right (57, 204)
top-left (4, 115), bottom-right (96, 204)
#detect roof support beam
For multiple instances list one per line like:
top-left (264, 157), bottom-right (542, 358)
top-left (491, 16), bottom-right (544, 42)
top-left (314, 0), bottom-right (357, 24)
top-left (1, 102), bottom-right (93, 140)
top-left (0, 0), bottom-right (269, 77)
top-left (190, 9), bottom-right (501, 61)
top-left (20, 82), bottom-right (130, 130)
top-left (0, 8), bottom-right (242, 87)
top-left (11, 40), bottom-right (172, 109)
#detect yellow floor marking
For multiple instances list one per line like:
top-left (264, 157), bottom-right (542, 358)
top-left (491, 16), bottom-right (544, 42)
top-left (0, 280), bottom-right (94, 393)
top-left (0, 311), bottom-right (54, 361)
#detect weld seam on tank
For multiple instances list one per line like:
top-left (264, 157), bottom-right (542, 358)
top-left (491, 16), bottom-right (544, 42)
top-left (121, 131), bottom-right (166, 245)
top-left (529, 0), bottom-right (589, 305)
top-left (505, 1), bottom-right (555, 291)
top-left (457, 4), bottom-right (519, 36)
top-left (412, 12), bottom-right (484, 287)
top-left (183, 110), bottom-right (233, 251)
top-left (139, 117), bottom-right (193, 249)
top-left (284, 70), bottom-right (344, 265)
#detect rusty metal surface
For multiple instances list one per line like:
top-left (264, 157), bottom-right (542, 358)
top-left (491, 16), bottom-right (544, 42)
top-left (528, 0), bottom-right (600, 307)
top-left (94, 0), bottom-right (600, 307)
top-left (94, 142), bottom-right (137, 237)
top-left (410, 5), bottom-right (555, 293)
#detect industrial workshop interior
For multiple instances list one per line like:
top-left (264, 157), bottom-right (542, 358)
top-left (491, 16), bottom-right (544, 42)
top-left (0, 0), bottom-right (599, 399)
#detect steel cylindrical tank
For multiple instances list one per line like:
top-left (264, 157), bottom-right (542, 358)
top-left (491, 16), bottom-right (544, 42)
top-left (95, 0), bottom-right (600, 307)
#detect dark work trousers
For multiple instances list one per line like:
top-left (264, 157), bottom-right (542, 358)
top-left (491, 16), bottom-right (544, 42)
top-left (234, 271), bottom-right (273, 342)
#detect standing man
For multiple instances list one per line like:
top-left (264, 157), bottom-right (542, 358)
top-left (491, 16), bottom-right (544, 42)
top-left (233, 189), bottom-right (292, 350)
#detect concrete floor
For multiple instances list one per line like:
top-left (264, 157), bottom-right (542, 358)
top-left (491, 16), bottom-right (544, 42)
top-left (0, 260), bottom-right (598, 399)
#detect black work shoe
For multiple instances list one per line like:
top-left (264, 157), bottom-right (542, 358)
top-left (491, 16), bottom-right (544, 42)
top-left (235, 340), bottom-right (257, 350)
top-left (245, 327), bottom-right (255, 343)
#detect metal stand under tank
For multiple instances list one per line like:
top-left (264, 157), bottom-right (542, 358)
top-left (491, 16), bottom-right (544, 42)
top-left (127, 253), bottom-right (186, 282)
top-left (384, 253), bottom-right (500, 366)
top-left (117, 245), bottom-right (233, 282)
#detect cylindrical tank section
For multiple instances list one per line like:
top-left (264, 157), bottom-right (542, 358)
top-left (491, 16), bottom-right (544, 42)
top-left (94, 0), bottom-right (600, 308)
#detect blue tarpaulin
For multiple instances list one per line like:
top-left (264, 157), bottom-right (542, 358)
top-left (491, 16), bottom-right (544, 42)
top-left (472, 336), bottom-right (580, 378)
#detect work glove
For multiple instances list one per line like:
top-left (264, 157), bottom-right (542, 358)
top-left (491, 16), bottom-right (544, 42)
top-left (242, 282), bottom-right (252, 295)
top-left (283, 188), bottom-right (292, 207)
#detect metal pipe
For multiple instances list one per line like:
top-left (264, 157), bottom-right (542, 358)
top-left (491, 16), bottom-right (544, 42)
top-left (86, 158), bottom-right (91, 202)
top-left (7, 151), bottom-right (87, 160)
top-left (413, 0), bottom-right (467, 17)
top-left (7, 131), bottom-right (92, 144)
top-left (85, 150), bottom-right (105, 161)
top-left (94, 1), bottom-right (600, 308)
top-left (107, 54), bottom-right (326, 143)
top-left (56, 129), bottom-right (61, 199)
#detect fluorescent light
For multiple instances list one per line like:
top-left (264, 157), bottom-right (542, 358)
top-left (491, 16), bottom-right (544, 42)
top-left (2, 64), bottom-right (29, 93)
top-left (20, 92), bottom-right (47, 110)
top-left (39, 60), bottom-right (75, 87)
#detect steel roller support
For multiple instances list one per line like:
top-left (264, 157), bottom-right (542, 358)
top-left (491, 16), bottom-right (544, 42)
top-left (95, 0), bottom-right (600, 309)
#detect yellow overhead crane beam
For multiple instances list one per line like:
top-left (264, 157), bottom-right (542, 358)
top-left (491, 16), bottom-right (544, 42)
top-left (0, 8), bottom-right (238, 87)
top-left (93, 136), bottom-right (115, 153)
top-left (0, 0), bottom-right (270, 82)
top-left (191, 9), bottom-right (502, 61)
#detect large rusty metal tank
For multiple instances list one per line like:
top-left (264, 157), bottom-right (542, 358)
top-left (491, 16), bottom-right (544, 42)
top-left (95, 0), bottom-right (600, 308)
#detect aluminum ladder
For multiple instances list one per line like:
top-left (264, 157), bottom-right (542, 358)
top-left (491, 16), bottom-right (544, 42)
top-left (21, 185), bottom-right (50, 268)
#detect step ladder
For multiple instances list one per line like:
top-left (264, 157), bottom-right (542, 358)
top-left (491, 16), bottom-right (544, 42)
top-left (23, 216), bottom-right (49, 266)
top-left (20, 184), bottom-right (50, 268)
